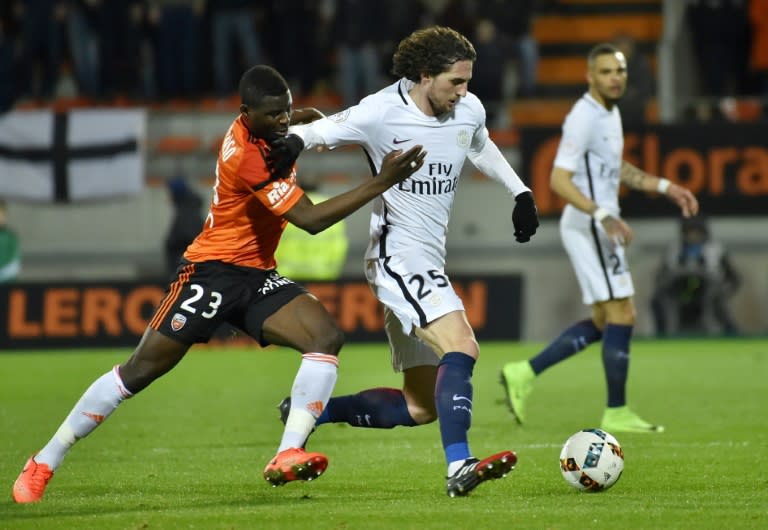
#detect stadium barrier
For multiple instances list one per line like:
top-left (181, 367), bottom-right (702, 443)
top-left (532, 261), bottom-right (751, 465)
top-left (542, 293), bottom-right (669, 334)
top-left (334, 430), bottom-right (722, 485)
top-left (0, 275), bottom-right (522, 350)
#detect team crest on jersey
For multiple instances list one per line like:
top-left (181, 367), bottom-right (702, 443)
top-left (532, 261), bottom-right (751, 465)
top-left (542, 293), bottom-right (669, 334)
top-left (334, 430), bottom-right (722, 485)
top-left (329, 109), bottom-right (351, 123)
top-left (170, 313), bottom-right (187, 331)
top-left (457, 129), bottom-right (470, 148)
top-left (428, 293), bottom-right (443, 307)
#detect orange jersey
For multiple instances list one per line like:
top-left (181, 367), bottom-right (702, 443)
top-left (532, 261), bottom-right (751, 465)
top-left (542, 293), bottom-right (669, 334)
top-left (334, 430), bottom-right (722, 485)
top-left (184, 116), bottom-right (304, 269)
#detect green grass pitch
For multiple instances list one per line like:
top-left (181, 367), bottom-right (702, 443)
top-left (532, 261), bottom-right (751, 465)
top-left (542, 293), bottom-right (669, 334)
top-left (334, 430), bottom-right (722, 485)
top-left (1, 339), bottom-right (766, 529)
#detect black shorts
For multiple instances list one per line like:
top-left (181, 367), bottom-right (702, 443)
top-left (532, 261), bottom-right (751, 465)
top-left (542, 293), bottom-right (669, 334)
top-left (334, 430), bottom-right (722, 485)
top-left (150, 260), bottom-right (307, 346)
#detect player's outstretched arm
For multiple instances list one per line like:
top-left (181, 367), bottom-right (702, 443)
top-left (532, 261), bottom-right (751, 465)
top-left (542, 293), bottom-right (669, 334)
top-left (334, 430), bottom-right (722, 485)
top-left (620, 161), bottom-right (699, 218)
top-left (283, 146), bottom-right (426, 234)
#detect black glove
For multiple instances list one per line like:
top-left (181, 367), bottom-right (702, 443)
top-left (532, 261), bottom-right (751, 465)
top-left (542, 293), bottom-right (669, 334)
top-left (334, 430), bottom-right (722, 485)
top-left (512, 191), bottom-right (539, 243)
top-left (266, 134), bottom-right (304, 178)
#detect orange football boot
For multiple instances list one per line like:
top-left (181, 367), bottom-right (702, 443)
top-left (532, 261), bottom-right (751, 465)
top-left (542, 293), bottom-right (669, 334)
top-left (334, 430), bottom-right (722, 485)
top-left (263, 448), bottom-right (328, 487)
top-left (13, 455), bottom-right (54, 503)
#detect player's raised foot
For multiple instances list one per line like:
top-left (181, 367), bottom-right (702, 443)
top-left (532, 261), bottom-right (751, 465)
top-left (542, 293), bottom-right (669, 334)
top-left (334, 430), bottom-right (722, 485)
top-left (263, 448), bottom-right (328, 487)
top-left (601, 406), bottom-right (665, 433)
top-left (500, 361), bottom-right (535, 424)
top-left (446, 450), bottom-right (517, 497)
top-left (12, 455), bottom-right (53, 503)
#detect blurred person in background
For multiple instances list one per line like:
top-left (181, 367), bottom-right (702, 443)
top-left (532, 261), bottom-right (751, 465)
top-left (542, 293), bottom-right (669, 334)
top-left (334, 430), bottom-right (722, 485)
top-left (686, 0), bottom-right (751, 97)
top-left (333, 0), bottom-right (387, 107)
top-left (163, 175), bottom-right (204, 278)
top-left (470, 18), bottom-right (506, 127)
top-left (211, 0), bottom-right (264, 100)
top-left (0, 200), bottom-right (20, 282)
top-left (274, 181), bottom-right (349, 281)
top-left (500, 43), bottom-right (699, 434)
top-left (0, 4), bottom-right (16, 112)
top-left (11, 64), bottom-right (425, 503)
top-left (475, 0), bottom-right (539, 98)
top-left (147, 0), bottom-right (204, 100)
top-left (748, 0), bottom-right (768, 100)
top-left (651, 215), bottom-right (741, 337)
top-left (67, 0), bottom-right (102, 99)
top-left (14, 0), bottom-right (67, 101)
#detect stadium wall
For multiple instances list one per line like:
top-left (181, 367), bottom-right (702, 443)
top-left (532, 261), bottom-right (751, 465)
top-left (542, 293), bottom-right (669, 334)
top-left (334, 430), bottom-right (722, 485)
top-left (4, 120), bottom-right (767, 341)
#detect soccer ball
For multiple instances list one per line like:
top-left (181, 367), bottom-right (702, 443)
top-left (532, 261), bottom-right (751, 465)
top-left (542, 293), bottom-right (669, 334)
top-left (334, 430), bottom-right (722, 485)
top-left (559, 428), bottom-right (624, 491)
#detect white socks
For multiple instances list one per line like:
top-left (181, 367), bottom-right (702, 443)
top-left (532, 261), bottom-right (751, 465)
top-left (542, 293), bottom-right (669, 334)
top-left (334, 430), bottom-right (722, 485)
top-left (278, 353), bottom-right (338, 452)
top-left (35, 366), bottom-right (132, 470)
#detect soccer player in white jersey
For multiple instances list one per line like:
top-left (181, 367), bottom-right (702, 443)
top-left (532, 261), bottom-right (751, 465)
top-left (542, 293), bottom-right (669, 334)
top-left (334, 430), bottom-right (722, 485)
top-left (276, 26), bottom-right (540, 497)
top-left (500, 43), bottom-right (698, 433)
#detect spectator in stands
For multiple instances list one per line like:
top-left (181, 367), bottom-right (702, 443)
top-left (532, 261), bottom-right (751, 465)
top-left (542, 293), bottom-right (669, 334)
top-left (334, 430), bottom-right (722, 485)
top-left (332, 0), bottom-right (387, 107)
top-left (651, 215), bottom-right (741, 336)
top-left (14, 0), bottom-right (67, 101)
top-left (211, 0), bottom-right (264, 100)
top-left (471, 18), bottom-right (507, 127)
top-left (100, 0), bottom-right (147, 100)
top-left (612, 32), bottom-right (654, 128)
top-left (0, 200), bottom-right (21, 282)
top-left (67, 0), bottom-right (103, 99)
top-left (748, 0), bottom-right (768, 100)
top-left (147, 0), bottom-right (204, 100)
top-left (475, 0), bottom-right (539, 98)
top-left (0, 4), bottom-right (16, 112)
top-left (686, 0), bottom-right (751, 97)
top-left (163, 175), bottom-right (204, 278)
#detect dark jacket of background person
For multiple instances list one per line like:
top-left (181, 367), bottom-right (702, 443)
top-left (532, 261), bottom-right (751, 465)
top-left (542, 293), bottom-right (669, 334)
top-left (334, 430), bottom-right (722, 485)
top-left (164, 177), bottom-right (204, 277)
top-left (651, 216), bottom-right (741, 336)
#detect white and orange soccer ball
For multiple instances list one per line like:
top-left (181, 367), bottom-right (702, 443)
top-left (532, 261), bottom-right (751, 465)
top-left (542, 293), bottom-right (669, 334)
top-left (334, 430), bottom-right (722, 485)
top-left (559, 428), bottom-right (624, 491)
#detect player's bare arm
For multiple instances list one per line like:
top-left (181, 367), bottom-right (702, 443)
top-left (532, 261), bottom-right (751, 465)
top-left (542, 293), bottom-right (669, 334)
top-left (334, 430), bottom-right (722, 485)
top-left (290, 108), bottom-right (325, 125)
top-left (620, 161), bottom-right (699, 218)
top-left (552, 166), bottom-right (633, 245)
top-left (283, 146), bottom-right (426, 234)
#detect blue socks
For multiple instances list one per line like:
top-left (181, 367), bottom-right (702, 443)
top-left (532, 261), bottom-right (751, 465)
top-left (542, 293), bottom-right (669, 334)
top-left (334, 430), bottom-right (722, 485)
top-left (529, 319), bottom-right (602, 375)
top-left (316, 387), bottom-right (417, 428)
top-left (602, 324), bottom-right (632, 407)
top-left (435, 351), bottom-right (476, 465)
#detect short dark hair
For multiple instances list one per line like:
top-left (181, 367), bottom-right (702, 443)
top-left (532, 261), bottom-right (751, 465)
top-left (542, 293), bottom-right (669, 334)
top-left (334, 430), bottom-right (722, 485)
top-left (392, 26), bottom-right (477, 82)
top-left (239, 65), bottom-right (289, 107)
top-left (587, 43), bottom-right (622, 67)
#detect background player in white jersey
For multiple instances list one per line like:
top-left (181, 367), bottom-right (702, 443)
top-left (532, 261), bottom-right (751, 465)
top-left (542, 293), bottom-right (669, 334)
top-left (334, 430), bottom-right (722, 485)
top-left (500, 43), bottom-right (698, 433)
top-left (276, 26), bottom-right (539, 497)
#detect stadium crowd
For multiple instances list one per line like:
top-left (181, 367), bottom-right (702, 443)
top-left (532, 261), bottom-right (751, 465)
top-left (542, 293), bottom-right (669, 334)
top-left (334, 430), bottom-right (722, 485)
top-left (0, 0), bottom-right (540, 110)
top-left (1, 1), bottom-right (766, 118)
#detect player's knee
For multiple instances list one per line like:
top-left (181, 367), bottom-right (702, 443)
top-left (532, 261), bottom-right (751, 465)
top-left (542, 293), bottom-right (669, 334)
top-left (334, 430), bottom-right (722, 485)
top-left (409, 404), bottom-right (437, 425)
top-left (311, 323), bottom-right (345, 355)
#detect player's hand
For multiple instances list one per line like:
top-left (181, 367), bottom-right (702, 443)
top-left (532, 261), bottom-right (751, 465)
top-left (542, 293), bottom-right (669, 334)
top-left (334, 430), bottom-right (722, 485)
top-left (601, 215), bottom-right (634, 246)
top-left (378, 145), bottom-right (426, 185)
top-left (290, 108), bottom-right (325, 125)
top-left (511, 191), bottom-right (539, 243)
top-left (267, 134), bottom-right (304, 179)
top-left (667, 182), bottom-right (699, 218)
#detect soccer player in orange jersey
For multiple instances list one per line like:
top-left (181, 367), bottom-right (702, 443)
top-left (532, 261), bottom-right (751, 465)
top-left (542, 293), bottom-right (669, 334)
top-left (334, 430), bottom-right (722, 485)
top-left (12, 65), bottom-right (425, 503)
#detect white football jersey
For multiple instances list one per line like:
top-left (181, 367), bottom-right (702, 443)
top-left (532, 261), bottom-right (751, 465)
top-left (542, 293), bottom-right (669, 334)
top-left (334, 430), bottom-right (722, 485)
top-left (291, 79), bottom-right (489, 264)
top-left (553, 92), bottom-right (624, 217)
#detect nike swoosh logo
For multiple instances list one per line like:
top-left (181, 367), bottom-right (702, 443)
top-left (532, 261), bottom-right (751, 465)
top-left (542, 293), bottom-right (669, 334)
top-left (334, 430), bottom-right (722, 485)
top-left (393, 138), bottom-right (412, 144)
top-left (452, 394), bottom-right (472, 404)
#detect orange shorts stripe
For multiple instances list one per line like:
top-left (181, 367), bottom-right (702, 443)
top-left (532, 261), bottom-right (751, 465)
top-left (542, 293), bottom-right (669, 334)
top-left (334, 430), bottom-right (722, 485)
top-left (302, 352), bottom-right (340, 367)
top-left (150, 264), bottom-right (195, 329)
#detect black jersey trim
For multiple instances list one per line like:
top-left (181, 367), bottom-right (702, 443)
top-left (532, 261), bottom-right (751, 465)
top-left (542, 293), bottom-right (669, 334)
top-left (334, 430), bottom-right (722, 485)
top-left (584, 152), bottom-right (615, 300)
top-left (382, 256), bottom-right (428, 328)
top-left (397, 80), bottom-right (409, 106)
